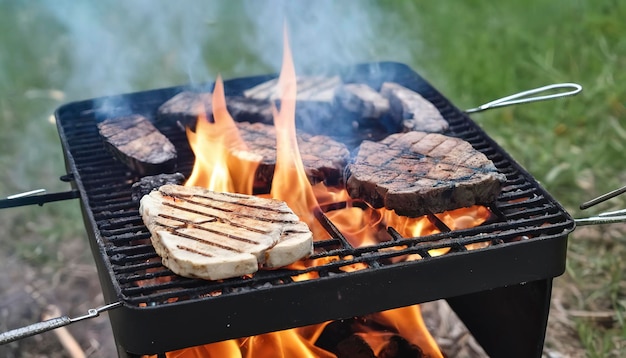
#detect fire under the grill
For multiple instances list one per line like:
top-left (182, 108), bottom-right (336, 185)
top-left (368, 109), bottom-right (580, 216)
top-left (51, 61), bottom-right (574, 357)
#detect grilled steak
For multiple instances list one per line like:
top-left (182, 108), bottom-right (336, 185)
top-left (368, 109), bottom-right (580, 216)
top-left (380, 82), bottom-right (449, 133)
top-left (156, 91), bottom-right (212, 129)
top-left (139, 184), bottom-right (314, 280)
top-left (97, 114), bottom-right (177, 175)
top-left (243, 76), bottom-right (342, 136)
top-left (237, 121), bottom-right (351, 188)
top-left (335, 83), bottom-right (390, 120)
top-left (225, 96), bottom-right (273, 124)
top-left (243, 76), bottom-right (341, 102)
top-left (157, 91), bottom-right (273, 129)
top-left (346, 131), bottom-right (507, 217)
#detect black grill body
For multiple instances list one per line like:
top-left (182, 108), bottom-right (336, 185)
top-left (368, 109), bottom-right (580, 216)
top-left (54, 62), bottom-right (574, 357)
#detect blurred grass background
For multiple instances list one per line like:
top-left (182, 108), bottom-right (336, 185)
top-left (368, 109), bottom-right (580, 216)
top-left (0, 0), bottom-right (624, 356)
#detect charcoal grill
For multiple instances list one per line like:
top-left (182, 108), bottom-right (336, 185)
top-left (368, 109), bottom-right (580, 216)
top-left (48, 62), bottom-right (574, 357)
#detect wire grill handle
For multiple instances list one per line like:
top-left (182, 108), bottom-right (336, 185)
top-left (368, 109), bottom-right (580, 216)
top-left (0, 316), bottom-right (72, 345)
top-left (0, 302), bottom-right (121, 345)
top-left (0, 189), bottom-right (80, 209)
top-left (465, 83), bottom-right (582, 113)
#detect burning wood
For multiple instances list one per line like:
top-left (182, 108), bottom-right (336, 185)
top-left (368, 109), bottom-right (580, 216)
top-left (97, 114), bottom-right (177, 175)
top-left (139, 184), bottom-right (313, 280)
top-left (378, 335), bottom-right (424, 358)
top-left (380, 82), bottom-right (449, 133)
top-left (346, 131), bottom-right (506, 217)
top-left (335, 335), bottom-right (376, 358)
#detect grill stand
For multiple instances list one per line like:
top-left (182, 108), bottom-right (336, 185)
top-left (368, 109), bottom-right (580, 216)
top-left (447, 278), bottom-right (552, 358)
top-left (113, 280), bottom-right (554, 357)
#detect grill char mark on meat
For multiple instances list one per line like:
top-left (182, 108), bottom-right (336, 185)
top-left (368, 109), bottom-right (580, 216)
top-left (140, 185), bottom-right (314, 280)
top-left (346, 131), bottom-right (507, 217)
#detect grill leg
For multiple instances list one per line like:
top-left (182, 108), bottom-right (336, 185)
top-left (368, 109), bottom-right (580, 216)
top-left (445, 278), bottom-right (552, 358)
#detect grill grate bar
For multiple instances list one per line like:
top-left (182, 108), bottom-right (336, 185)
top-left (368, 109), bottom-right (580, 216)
top-left (109, 213), bottom-right (571, 302)
top-left (117, 221), bottom-right (573, 305)
top-left (314, 207), bottom-right (354, 249)
top-left (106, 232), bottom-right (152, 245)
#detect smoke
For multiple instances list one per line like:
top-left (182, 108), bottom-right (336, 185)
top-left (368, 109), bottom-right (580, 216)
top-left (43, 1), bottom-right (220, 97)
top-left (241, 0), bottom-right (415, 74)
top-left (41, 0), bottom-right (416, 103)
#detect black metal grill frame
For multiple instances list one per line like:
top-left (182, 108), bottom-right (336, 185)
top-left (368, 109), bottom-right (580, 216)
top-left (54, 62), bottom-right (574, 355)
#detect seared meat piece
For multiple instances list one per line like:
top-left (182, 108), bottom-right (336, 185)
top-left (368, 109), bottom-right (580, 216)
top-left (225, 96), bottom-right (273, 124)
top-left (346, 131), bottom-right (507, 217)
top-left (243, 76), bottom-right (343, 136)
top-left (334, 83), bottom-right (394, 140)
top-left (336, 83), bottom-right (390, 120)
top-left (243, 76), bottom-right (342, 102)
top-left (157, 91), bottom-right (212, 129)
top-left (158, 91), bottom-right (274, 129)
top-left (97, 114), bottom-right (177, 175)
top-left (139, 184), bottom-right (313, 280)
top-left (237, 122), bottom-right (351, 188)
top-left (380, 82), bottom-right (449, 133)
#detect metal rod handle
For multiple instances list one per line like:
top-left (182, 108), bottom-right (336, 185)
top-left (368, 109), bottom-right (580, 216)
top-left (579, 184), bottom-right (626, 210)
top-left (575, 215), bottom-right (626, 226)
top-left (0, 190), bottom-right (80, 209)
top-left (0, 302), bottom-right (121, 345)
top-left (465, 83), bottom-right (582, 113)
top-left (0, 316), bottom-right (72, 345)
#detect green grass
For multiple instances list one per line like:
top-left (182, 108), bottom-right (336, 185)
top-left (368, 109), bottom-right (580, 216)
top-left (396, 1), bottom-right (626, 355)
top-left (0, 0), bottom-right (625, 356)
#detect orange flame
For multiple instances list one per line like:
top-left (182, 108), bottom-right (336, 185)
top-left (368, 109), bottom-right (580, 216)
top-left (382, 205), bottom-right (492, 257)
top-left (240, 326), bottom-right (335, 358)
top-left (155, 323), bottom-right (334, 358)
top-left (163, 340), bottom-right (240, 358)
top-left (358, 305), bottom-right (442, 356)
top-left (326, 206), bottom-right (382, 247)
top-left (269, 27), bottom-right (320, 231)
top-left (185, 75), bottom-right (260, 194)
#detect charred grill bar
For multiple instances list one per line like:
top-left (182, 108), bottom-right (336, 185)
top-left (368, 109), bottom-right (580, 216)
top-left (54, 62), bottom-right (574, 357)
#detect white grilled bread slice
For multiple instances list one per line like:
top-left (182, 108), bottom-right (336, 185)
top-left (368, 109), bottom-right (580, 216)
top-left (139, 184), bottom-right (313, 280)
